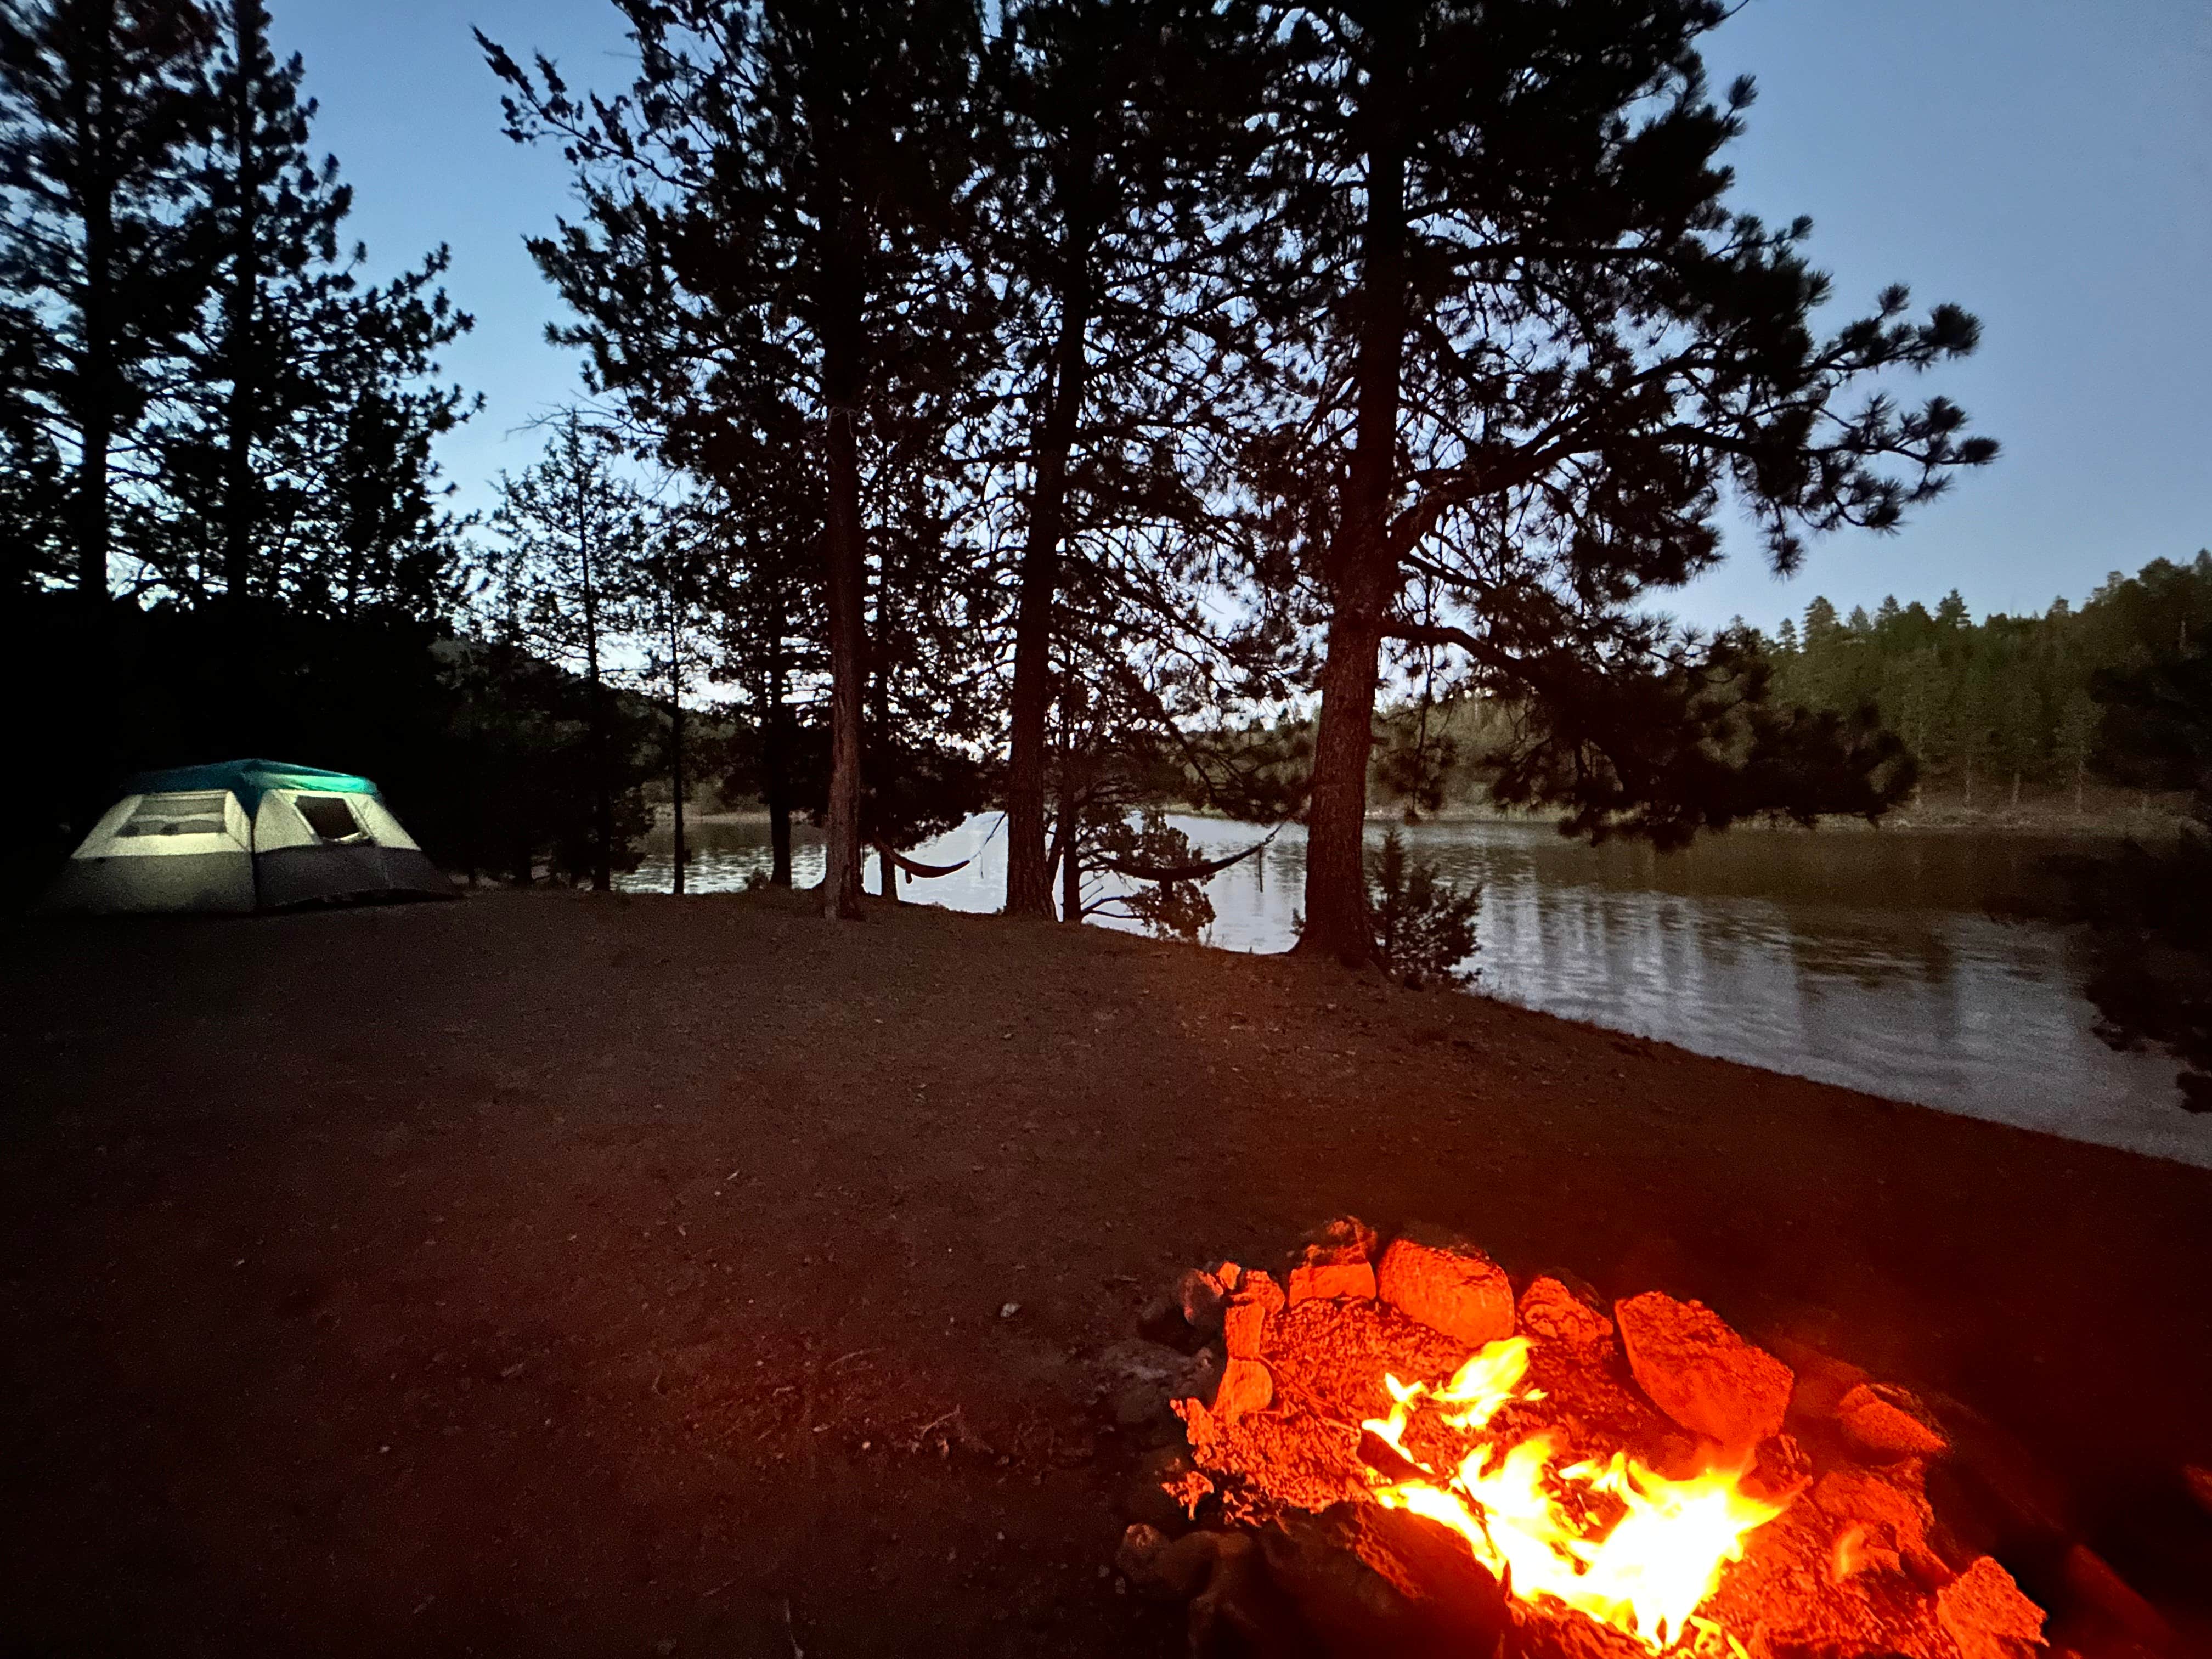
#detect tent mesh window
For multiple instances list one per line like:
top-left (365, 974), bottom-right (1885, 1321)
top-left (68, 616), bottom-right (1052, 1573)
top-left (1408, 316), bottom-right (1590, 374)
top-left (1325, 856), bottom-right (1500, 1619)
top-left (117, 792), bottom-right (232, 838)
top-left (295, 795), bottom-right (364, 842)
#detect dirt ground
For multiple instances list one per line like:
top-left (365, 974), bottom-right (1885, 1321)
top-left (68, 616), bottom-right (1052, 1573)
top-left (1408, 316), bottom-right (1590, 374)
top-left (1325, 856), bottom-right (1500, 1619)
top-left (4, 887), bottom-right (2210, 1657)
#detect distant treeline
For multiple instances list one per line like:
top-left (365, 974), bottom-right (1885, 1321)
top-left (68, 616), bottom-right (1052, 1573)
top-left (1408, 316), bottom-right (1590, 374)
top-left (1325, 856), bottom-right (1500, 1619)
top-left (1759, 552), bottom-right (2212, 807)
top-left (1293, 551), bottom-right (2212, 821)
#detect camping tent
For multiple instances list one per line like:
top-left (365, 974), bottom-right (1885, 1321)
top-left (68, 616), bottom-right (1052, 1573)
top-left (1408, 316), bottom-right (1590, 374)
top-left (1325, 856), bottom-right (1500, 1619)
top-left (43, 759), bottom-right (458, 915)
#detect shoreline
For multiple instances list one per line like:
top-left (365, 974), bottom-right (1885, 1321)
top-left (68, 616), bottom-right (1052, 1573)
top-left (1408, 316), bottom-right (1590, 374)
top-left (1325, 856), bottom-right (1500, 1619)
top-left (664, 793), bottom-right (2196, 840)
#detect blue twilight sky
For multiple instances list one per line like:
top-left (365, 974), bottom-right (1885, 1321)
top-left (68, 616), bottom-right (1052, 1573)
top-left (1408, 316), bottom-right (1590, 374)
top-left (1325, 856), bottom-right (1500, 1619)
top-left (268, 0), bottom-right (2210, 636)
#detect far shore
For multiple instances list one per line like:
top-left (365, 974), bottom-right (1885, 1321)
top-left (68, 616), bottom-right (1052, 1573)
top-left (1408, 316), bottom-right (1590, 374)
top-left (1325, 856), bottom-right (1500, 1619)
top-left (654, 785), bottom-right (2195, 840)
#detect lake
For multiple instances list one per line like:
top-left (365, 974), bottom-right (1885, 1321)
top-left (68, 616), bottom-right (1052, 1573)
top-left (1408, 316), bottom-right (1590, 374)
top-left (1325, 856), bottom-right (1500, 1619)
top-left (620, 814), bottom-right (2212, 1169)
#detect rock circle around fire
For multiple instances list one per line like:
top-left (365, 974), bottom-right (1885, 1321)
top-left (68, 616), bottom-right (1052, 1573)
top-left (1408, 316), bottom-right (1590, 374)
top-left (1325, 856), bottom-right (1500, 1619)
top-left (1109, 1216), bottom-right (2081, 1659)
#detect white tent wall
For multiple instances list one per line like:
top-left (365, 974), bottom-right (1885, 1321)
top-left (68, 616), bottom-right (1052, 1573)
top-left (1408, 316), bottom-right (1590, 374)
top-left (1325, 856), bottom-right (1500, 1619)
top-left (250, 791), bottom-right (423, 853)
top-left (349, 797), bottom-right (422, 851)
top-left (75, 791), bottom-right (254, 860)
top-left (250, 789), bottom-right (455, 910)
top-left (44, 791), bottom-right (258, 913)
top-left (73, 794), bottom-right (142, 853)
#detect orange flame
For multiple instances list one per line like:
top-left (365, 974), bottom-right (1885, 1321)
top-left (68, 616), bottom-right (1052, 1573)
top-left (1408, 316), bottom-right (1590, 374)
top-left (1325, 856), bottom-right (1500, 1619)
top-left (1359, 1337), bottom-right (1787, 1652)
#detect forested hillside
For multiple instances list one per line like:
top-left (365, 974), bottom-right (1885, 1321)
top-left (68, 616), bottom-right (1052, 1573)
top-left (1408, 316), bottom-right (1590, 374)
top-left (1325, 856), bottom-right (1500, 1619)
top-left (1342, 552), bottom-right (2211, 823)
top-left (1762, 552), bottom-right (2212, 810)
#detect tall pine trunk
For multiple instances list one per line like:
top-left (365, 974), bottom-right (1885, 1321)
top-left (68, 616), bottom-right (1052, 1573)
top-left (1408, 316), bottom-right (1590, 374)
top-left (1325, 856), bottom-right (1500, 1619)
top-left (75, 330), bottom-right (112, 607)
top-left (871, 558), bottom-right (896, 905)
top-left (1005, 202), bottom-right (1094, 918)
top-left (219, 2), bottom-right (258, 608)
top-left (1058, 765), bottom-right (1081, 925)
top-left (764, 612), bottom-right (793, 887)
top-left (818, 217), bottom-right (868, 920)
top-left (1043, 795), bottom-right (1069, 922)
top-left (669, 615), bottom-right (686, 896)
top-left (573, 427), bottom-right (612, 892)
top-left (217, 4), bottom-right (262, 747)
top-left (1296, 32), bottom-right (1410, 966)
top-left (1302, 595), bottom-right (1389, 958)
top-left (69, 41), bottom-right (120, 826)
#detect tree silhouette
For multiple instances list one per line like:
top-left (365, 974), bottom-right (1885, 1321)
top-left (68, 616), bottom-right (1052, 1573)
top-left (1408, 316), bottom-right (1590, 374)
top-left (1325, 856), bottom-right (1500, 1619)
top-left (1241, 0), bottom-right (1994, 963)
top-left (702, 452), bottom-right (826, 889)
top-left (481, 0), bottom-right (988, 919)
top-left (484, 414), bottom-right (653, 892)
top-left (980, 0), bottom-right (1271, 917)
top-left (0, 0), bottom-right (216, 609)
top-left (141, 0), bottom-right (476, 634)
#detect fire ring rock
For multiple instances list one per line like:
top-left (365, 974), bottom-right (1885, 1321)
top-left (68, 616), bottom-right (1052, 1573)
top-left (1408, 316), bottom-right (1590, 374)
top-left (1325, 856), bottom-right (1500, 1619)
top-left (1285, 1218), bottom-right (1378, 1307)
top-left (1936, 1556), bottom-right (2047, 1659)
top-left (1223, 1296), bottom-right (1270, 1360)
top-left (1616, 1290), bottom-right (1793, 1452)
top-left (1375, 1237), bottom-right (1515, 1347)
top-left (1211, 1357), bottom-right (1274, 1421)
top-left (1178, 1267), bottom-right (1233, 1341)
top-left (1837, 1383), bottom-right (1949, 1460)
top-left (1288, 1248), bottom-right (1376, 1306)
top-left (1516, 1275), bottom-right (1613, 1347)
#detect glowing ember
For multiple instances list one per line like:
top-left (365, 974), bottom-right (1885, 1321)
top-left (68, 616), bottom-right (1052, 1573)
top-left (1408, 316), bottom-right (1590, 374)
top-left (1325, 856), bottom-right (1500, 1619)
top-left (1358, 1335), bottom-right (1788, 1651)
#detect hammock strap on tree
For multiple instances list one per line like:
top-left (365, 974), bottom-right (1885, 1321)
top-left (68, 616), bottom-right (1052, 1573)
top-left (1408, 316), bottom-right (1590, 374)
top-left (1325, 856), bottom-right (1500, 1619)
top-left (875, 844), bottom-right (973, 879)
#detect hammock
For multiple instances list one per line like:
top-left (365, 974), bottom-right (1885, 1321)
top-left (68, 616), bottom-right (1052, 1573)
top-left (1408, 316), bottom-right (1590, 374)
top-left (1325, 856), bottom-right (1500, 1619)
top-left (875, 844), bottom-right (973, 879)
top-left (1101, 832), bottom-right (1273, 884)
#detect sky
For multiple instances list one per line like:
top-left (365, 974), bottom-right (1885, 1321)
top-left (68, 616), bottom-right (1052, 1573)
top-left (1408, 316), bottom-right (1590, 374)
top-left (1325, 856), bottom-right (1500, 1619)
top-left (269, 0), bottom-right (2211, 636)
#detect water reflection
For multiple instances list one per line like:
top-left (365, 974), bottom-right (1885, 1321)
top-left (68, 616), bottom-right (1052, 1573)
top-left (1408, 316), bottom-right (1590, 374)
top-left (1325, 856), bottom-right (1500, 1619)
top-left (620, 814), bottom-right (2211, 1169)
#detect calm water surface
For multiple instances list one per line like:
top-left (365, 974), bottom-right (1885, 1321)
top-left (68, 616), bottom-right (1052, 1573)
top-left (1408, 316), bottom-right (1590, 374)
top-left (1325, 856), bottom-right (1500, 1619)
top-left (622, 815), bottom-right (2212, 1169)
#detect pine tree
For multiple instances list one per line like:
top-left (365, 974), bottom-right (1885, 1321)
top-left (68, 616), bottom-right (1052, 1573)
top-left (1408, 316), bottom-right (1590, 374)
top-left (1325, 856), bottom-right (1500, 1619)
top-left (704, 450), bottom-right (826, 890)
top-left (484, 414), bottom-right (652, 892)
top-left (142, 1), bottom-right (476, 633)
top-left (2056, 688), bottom-right (2097, 814)
top-left (638, 497), bottom-right (715, 894)
top-left (482, 0), bottom-right (988, 921)
top-left (1365, 828), bottom-right (1481, 989)
top-left (0, 0), bottom-right (216, 606)
top-left (1243, 1), bottom-right (1994, 963)
top-left (983, 0), bottom-right (1271, 918)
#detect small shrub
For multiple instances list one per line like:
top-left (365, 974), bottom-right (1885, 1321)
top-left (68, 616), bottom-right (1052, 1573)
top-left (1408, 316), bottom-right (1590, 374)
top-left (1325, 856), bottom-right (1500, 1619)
top-left (1369, 830), bottom-right (1481, 989)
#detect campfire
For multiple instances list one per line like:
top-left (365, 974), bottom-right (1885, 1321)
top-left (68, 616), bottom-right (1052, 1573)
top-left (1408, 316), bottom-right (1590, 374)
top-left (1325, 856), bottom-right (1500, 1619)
top-left (1118, 1221), bottom-right (2055, 1659)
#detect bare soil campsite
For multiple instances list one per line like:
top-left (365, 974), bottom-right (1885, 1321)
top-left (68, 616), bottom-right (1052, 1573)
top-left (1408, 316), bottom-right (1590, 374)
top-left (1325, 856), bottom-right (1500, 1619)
top-left (4, 890), bottom-right (2209, 1656)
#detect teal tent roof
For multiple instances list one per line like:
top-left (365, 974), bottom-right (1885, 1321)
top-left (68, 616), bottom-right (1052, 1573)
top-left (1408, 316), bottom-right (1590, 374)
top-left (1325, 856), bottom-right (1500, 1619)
top-left (123, 759), bottom-right (382, 815)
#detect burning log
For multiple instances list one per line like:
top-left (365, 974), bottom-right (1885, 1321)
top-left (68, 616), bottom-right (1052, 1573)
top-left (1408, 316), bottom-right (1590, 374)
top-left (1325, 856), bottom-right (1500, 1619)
top-left (1141, 1220), bottom-right (2064, 1659)
top-left (1260, 1502), bottom-right (1511, 1657)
